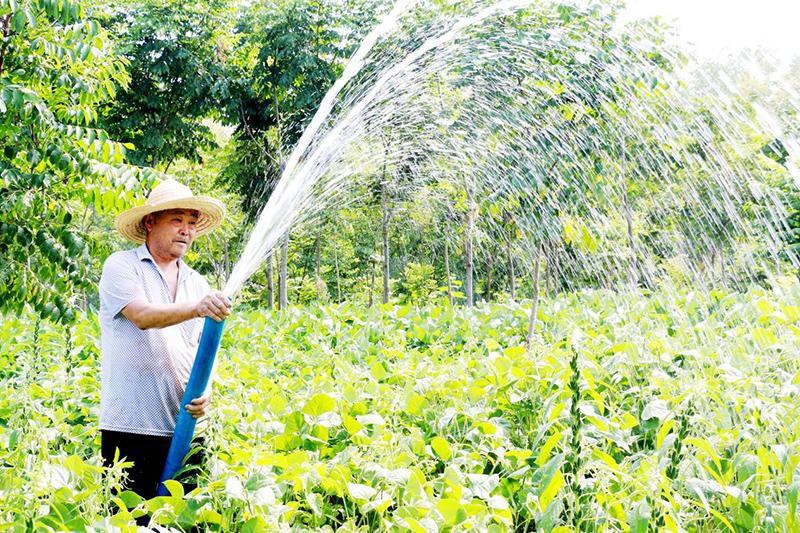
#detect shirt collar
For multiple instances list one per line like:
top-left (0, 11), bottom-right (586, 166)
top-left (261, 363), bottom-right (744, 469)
top-left (136, 243), bottom-right (190, 286)
top-left (135, 243), bottom-right (154, 263)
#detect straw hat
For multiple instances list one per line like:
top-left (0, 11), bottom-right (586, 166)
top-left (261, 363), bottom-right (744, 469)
top-left (115, 179), bottom-right (226, 243)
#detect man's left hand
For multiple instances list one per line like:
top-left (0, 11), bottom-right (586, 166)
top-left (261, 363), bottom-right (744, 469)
top-left (186, 394), bottom-right (211, 419)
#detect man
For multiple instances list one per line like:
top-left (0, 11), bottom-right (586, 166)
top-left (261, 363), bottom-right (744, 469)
top-left (98, 179), bottom-right (232, 499)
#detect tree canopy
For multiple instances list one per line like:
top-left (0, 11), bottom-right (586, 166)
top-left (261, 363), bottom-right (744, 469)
top-left (0, 0), bottom-right (156, 321)
top-left (2, 0), bottom-right (799, 319)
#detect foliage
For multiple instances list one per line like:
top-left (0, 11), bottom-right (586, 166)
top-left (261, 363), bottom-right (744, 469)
top-left (168, 123), bottom-right (248, 290)
top-left (2, 1), bottom-right (800, 526)
top-left (398, 261), bottom-right (438, 303)
top-left (4, 286), bottom-right (800, 530)
top-left (94, 0), bottom-right (235, 169)
top-left (220, 0), bottom-right (385, 220)
top-left (0, 0), bottom-right (155, 322)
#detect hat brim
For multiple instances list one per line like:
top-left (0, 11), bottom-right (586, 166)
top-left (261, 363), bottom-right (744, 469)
top-left (115, 197), bottom-right (227, 244)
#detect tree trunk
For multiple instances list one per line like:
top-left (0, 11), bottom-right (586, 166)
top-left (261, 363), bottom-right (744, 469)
top-left (720, 247), bottom-right (726, 283)
top-left (484, 247), bottom-right (495, 302)
top-left (334, 238), bottom-right (341, 304)
top-left (381, 182), bottom-right (390, 304)
top-left (552, 242), bottom-right (560, 294)
top-left (545, 249), bottom-right (553, 296)
top-left (368, 248), bottom-right (377, 307)
top-left (223, 239), bottom-right (230, 283)
top-left (464, 189), bottom-right (476, 307)
top-left (266, 254), bottom-right (274, 310)
top-left (526, 246), bottom-right (542, 351)
top-left (279, 231), bottom-right (289, 309)
top-left (464, 234), bottom-right (474, 307)
top-left (709, 244), bottom-right (717, 283)
top-left (315, 230), bottom-right (322, 300)
top-left (503, 210), bottom-right (516, 300)
top-left (507, 235), bottom-right (516, 301)
top-left (622, 192), bottom-right (637, 287)
top-left (620, 137), bottom-right (638, 287)
top-left (273, 88), bottom-right (289, 310)
top-left (444, 232), bottom-right (453, 305)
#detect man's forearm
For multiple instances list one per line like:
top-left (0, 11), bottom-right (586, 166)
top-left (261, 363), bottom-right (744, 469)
top-left (123, 301), bottom-right (198, 330)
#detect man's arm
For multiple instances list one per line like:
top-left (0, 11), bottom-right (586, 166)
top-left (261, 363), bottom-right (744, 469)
top-left (122, 291), bottom-right (231, 330)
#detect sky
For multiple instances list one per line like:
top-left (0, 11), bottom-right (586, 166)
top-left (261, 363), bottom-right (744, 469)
top-left (619, 0), bottom-right (800, 64)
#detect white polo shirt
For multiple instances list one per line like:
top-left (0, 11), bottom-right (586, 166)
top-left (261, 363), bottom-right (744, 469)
top-left (98, 244), bottom-right (212, 436)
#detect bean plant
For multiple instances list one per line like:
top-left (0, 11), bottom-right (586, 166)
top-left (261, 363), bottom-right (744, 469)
top-left (1, 285), bottom-right (799, 531)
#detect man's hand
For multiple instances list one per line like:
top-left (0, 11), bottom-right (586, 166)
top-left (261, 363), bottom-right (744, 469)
top-left (195, 291), bottom-right (232, 322)
top-left (186, 394), bottom-right (211, 419)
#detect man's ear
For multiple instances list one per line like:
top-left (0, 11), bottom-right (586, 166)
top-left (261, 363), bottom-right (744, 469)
top-left (142, 214), bottom-right (154, 232)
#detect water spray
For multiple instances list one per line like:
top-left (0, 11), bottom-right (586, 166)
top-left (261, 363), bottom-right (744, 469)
top-left (154, 0), bottom-right (799, 497)
top-left (156, 0), bottom-right (414, 496)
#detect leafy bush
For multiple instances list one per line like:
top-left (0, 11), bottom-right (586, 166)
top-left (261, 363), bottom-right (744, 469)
top-left (398, 262), bottom-right (438, 304)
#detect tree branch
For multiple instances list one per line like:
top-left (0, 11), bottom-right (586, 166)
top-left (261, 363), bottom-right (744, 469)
top-left (0, 13), bottom-right (14, 78)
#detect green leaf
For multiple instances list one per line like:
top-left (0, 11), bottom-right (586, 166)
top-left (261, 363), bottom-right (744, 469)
top-left (405, 393), bottom-right (428, 416)
top-left (347, 483), bottom-right (376, 501)
top-left (241, 516), bottom-right (269, 533)
top-left (503, 345), bottom-right (526, 357)
top-left (631, 499), bottom-right (651, 533)
top-left (370, 361), bottom-right (387, 381)
top-left (592, 449), bottom-right (619, 471)
top-left (538, 469), bottom-right (564, 511)
top-left (196, 508), bottom-right (222, 525)
top-left (302, 393), bottom-right (335, 416)
top-left (437, 498), bottom-right (466, 526)
top-left (7, 429), bottom-right (19, 451)
top-left (536, 430), bottom-right (563, 466)
top-left (431, 436), bottom-right (452, 461)
top-left (789, 481), bottom-right (799, 527)
top-left (620, 412), bottom-right (639, 430)
top-left (11, 10), bottom-right (25, 33)
top-left (656, 419), bottom-right (676, 450)
top-left (641, 399), bottom-right (669, 423)
top-left (118, 490), bottom-right (144, 509)
top-left (61, 0), bottom-right (71, 24)
top-left (161, 479), bottom-right (184, 498)
top-left (23, 7), bottom-right (36, 27)
top-left (752, 327), bottom-right (777, 346)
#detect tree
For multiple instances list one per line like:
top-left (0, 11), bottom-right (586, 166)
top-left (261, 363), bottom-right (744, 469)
top-left (220, 0), bottom-right (383, 305)
top-left (0, 0), bottom-right (155, 321)
top-left (96, 0), bottom-right (234, 169)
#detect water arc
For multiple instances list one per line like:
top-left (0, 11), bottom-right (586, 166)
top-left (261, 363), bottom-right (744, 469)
top-left (157, 0), bottom-right (800, 492)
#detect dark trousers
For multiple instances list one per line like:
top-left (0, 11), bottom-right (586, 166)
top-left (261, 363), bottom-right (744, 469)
top-left (101, 430), bottom-right (205, 500)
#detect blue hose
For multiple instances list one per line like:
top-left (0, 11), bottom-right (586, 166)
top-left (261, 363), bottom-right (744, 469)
top-left (157, 317), bottom-right (225, 497)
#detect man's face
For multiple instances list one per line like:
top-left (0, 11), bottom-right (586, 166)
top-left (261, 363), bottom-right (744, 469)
top-left (143, 209), bottom-right (199, 260)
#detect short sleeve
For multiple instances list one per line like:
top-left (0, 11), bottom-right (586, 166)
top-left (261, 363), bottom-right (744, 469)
top-left (99, 252), bottom-right (146, 319)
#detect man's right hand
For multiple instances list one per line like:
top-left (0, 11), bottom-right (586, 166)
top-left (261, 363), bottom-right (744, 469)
top-left (195, 291), bottom-right (232, 322)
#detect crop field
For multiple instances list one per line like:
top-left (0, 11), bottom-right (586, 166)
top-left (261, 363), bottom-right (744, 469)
top-left (2, 287), bottom-right (800, 532)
